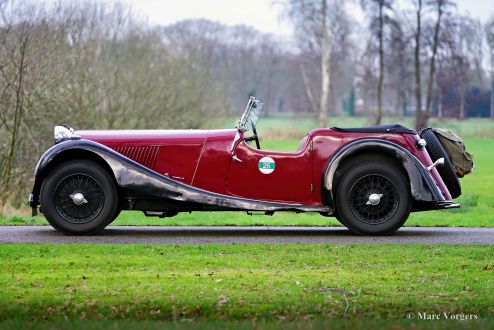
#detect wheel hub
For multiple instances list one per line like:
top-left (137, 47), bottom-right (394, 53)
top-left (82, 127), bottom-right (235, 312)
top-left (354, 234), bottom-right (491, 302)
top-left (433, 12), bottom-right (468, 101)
top-left (55, 173), bottom-right (104, 224)
top-left (349, 174), bottom-right (400, 225)
top-left (70, 192), bottom-right (88, 205)
top-left (366, 193), bottom-right (383, 206)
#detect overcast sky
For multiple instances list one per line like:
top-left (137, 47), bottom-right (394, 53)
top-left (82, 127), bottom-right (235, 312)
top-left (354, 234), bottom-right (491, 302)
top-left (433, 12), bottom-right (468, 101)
top-left (118, 0), bottom-right (494, 36)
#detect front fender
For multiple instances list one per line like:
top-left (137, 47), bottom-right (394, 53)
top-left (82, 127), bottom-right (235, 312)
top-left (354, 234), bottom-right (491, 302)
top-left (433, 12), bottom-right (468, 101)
top-left (30, 139), bottom-right (330, 214)
top-left (322, 138), bottom-right (445, 210)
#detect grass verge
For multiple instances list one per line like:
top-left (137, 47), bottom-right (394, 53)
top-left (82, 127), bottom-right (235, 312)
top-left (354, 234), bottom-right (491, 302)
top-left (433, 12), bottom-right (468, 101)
top-left (0, 244), bottom-right (493, 323)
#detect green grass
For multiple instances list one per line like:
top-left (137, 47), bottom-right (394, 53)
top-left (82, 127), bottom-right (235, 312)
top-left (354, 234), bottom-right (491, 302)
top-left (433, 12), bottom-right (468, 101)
top-left (257, 115), bottom-right (494, 141)
top-left (1, 118), bottom-right (493, 228)
top-left (1, 243), bottom-right (493, 324)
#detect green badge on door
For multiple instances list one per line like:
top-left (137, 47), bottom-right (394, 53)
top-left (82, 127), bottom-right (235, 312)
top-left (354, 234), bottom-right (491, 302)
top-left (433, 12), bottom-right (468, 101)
top-left (258, 157), bottom-right (275, 174)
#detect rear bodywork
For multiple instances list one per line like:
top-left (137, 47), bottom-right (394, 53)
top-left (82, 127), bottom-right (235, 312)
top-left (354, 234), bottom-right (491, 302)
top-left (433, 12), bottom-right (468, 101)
top-left (29, 125), bottom-right (459, 216)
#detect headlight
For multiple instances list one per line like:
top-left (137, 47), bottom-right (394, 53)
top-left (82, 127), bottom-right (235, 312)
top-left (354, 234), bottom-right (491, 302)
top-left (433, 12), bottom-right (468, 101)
top-left (54, 126), bottom-right (75, 143)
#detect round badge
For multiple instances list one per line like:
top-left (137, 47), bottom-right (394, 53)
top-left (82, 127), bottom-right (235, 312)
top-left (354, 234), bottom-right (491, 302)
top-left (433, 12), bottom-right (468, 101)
top-left (258, 157), bottom-right (275, 174)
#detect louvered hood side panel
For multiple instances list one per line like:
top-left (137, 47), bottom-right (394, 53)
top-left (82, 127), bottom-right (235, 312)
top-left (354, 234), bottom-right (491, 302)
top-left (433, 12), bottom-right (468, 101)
top-left (112, 146), bottom-right (160, 169)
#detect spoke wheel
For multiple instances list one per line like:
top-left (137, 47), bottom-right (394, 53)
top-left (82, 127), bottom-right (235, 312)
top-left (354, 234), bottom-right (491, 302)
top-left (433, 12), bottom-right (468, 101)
top-left (335, 156), bottom-right (412, 235)
top-left (40, 159), bottom-right (118, 235)
top-left (349, 174), bottom-right (399, 225)
top-left (55, 174), bottom-right (104, 224)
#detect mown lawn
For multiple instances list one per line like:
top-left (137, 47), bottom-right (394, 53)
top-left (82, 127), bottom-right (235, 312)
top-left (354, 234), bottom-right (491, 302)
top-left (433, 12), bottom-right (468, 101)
top-left (0, 243), bottom-right (493, 326)
top-left (2, 137), bottom-right (492, 228)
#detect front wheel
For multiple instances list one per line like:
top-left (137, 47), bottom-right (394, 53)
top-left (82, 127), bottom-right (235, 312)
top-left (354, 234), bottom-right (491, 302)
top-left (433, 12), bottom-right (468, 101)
top-left (335, 160), bottom-right (411, 235)
top-left (40, 160), bottom-right (118, 235)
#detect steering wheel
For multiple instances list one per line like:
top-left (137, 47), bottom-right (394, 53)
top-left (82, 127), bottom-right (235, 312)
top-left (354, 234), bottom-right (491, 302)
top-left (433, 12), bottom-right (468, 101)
top-left (244, 120), bottom-right (261, 149)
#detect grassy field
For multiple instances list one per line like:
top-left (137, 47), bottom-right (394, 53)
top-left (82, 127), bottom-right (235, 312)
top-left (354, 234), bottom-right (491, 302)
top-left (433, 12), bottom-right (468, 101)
top-left (0, 243), bottom-right (493, 327)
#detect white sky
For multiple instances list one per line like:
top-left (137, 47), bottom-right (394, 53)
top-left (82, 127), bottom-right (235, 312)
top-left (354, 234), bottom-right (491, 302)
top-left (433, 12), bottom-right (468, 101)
top-left (118, 0), bottom-right (494, 37)
top-left (119, 0), bottom-right (293, 35)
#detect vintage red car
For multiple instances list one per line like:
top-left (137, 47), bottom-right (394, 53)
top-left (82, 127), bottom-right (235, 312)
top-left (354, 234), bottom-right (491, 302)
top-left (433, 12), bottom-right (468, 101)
top-left (29, 97), bottom-right (464, 235)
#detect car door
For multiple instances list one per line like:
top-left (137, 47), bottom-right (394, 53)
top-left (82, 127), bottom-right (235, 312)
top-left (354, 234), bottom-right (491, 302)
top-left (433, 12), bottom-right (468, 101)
top-left (225, 140), bottom-right (313, 203)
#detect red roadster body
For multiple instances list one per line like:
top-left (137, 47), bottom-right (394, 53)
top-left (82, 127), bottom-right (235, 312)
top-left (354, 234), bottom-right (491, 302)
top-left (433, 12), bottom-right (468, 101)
top-left (29, 97), bottom-right (462, 235)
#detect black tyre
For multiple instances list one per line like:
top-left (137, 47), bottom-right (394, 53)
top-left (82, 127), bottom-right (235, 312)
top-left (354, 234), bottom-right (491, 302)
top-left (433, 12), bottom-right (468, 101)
top-left (335, 159), bottom-right (411, 235)
top-left (420, 128), bottom-right (461, 198)
top-left (107, 208), bottom-right (122, 225)
top-left (40, 160), bottom-right (118, 235)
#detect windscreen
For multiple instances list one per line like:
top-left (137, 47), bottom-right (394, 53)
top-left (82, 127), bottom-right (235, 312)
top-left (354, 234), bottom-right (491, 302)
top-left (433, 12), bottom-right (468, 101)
top-left (236, 97), bottom-right (264, 131)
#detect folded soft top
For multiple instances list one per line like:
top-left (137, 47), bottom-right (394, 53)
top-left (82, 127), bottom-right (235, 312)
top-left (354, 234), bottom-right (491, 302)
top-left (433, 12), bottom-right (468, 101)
top-left (331, 124), bottom-right (416, 134)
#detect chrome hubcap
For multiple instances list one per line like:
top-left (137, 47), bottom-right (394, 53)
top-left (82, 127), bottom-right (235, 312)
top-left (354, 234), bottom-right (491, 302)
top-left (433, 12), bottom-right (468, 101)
top-left (55, 174), bottom-right (104, 224)
top-left (366, 193), bottom-right (383, 206)
top-left (350, 174), bottom-right (399, 225)
top-left (70, 192), bottom-right (88, 205)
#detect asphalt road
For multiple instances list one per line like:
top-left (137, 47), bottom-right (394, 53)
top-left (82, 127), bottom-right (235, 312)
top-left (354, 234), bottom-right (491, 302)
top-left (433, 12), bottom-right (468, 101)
top-left (0, 225), bottom-right (493, 244)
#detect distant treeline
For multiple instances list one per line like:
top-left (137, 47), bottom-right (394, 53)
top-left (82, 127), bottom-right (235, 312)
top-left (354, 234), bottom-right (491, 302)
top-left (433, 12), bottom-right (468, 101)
top-left (1, 0), bottom-right (494, 204)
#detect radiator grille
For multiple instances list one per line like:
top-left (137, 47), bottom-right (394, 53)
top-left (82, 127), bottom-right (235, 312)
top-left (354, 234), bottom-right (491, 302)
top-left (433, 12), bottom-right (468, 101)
top-left (112, 146), bottom-right (159, 169)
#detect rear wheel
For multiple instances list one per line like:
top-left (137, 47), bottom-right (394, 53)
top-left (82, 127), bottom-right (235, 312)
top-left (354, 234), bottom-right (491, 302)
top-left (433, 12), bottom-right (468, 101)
top-left (40, 160), bottom-right (118, 235)
top-left (107, 208), bottom-right (122, 225)
top-left (335, 159), bottom-right (411, 235)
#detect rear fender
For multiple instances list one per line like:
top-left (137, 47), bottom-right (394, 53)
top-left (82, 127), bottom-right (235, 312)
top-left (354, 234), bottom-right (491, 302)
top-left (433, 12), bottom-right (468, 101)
top-left (322, 138), bottom-right (445, 210)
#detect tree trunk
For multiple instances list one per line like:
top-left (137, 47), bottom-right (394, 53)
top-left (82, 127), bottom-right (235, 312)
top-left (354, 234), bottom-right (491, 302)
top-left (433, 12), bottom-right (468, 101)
top-left (329, 80), bottom-right (337, 115)
top-left (399, 46), bottom-right (408, 118)
top-left (319, 0), bottom-right (330, 128)
top-left (459, 86), bottom-right (465, 119)
top-left (376, 1), bottom-right (384, 125)
top-left (423, 0), bottom-right (443, 127)
top-left (438, 87), bottom-right (443, 118)
top-left (491, 78), bottom-right (494, 119)
top-left (414, 0), bottom-right (424, 130)
top-left (2, 36), bottom-right (28, 196)
top-left (300, 63), bottom-right (319, 114)
top-left (491, 52), bottom-right (494, 120)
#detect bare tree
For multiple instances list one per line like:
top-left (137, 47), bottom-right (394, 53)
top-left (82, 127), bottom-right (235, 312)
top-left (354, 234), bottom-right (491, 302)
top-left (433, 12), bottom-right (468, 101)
top-left (319, 0), bottom-right (330, 127)
top-left (452, 15), bottom-right (483, 119)
top-left (486, 16), bottom-right (494, 119)
top-left (388, 15), bottom-right (413, 117)
top-left (0, 2), bottom-right (38, 198)
top-left (422, 0), bottom-right (444, 127)
top-left (414, 0), bottom-right (452, 129)
top-left (361, 0), bottom-right (393, 125)
top-left (462, 18), bottom-right (485, 88)
top-left (413, 0), bottom-right (423, 128)
top-left (281, 0), bottom-right (331, 127)
top-left (328, 3), bottom-right (357, 115)
top-left (4, 0), bottom-right (494, 208)
top-left (0, 1), bottom-right (227, 205)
